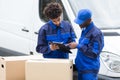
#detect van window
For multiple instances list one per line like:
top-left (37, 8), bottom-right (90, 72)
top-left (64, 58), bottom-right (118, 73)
top-left (39, 0), bottom-right (69, 22)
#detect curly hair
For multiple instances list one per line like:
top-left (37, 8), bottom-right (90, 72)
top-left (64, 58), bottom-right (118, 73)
top-left (43, 2), bottom-right (63, 19)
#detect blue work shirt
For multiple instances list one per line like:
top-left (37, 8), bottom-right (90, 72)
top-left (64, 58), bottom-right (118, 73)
top-left (36, 20), bottom-right (76, 59)
top-left (75, 22), bottom-right (104, 73)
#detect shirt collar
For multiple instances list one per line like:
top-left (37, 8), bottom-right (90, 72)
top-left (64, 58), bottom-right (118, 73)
top-left (48, 20), bottom-right (63, 29)
top-left (82, 22), bottom-right (94, 35)
top-left (85, 22), bottom-right (94, 31)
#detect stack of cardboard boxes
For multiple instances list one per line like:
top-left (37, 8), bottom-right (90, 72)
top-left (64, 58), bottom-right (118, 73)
top-left (0, 56), bottom-right (73, 80)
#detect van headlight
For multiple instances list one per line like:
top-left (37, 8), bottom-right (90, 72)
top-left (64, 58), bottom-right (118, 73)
top-left (100, 51), bottom-right (120, 73)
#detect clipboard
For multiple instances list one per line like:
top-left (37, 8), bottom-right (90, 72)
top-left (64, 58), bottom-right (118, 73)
top-left (49, 41), bottom-right (72, 53)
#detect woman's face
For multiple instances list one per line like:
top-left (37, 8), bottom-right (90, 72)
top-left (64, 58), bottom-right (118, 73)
top-left (51, 16), bottom-right (61, 26)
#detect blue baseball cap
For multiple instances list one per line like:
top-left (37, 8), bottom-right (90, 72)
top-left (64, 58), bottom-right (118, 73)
top-left (74, 9), bottom-right (92, 25)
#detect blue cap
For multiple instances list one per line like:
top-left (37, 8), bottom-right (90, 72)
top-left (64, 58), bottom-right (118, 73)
top-left (74, 9), bottom-right (92, 25)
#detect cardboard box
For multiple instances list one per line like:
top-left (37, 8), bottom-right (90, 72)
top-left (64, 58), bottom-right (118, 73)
top-left (0, 55), bottom-right (43, 80)
top-left (26, 59), bottom-right (73, 80)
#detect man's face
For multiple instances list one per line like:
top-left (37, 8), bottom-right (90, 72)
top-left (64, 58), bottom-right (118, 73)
top-left (79, 19), bottom-right (91, 28)
top-left (51, 16), bottom-right (61, 26)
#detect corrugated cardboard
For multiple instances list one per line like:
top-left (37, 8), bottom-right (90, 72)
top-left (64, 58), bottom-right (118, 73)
top-left (26, 59), bottom-right (73, 80)
top-left (0, 55), bottom-right (43, 80)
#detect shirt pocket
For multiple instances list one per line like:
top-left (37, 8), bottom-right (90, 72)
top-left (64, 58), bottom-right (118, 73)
top-left (81, 38), bottom-right (90, 45)
top-left (61, 33), bottom-right (71, 43)
top-left (46, 34), bottom-right (58, 41)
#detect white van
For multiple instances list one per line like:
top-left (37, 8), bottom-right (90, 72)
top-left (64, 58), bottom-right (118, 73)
top-left (0, 0), bottom-right (120, 79)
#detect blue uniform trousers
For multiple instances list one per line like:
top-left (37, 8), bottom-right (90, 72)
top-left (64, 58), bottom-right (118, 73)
top-left (78, 72), bottom-right (98, 80)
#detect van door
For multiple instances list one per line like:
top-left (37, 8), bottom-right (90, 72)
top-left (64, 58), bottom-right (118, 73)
top-left (0, 0), bottom-right (34, 55)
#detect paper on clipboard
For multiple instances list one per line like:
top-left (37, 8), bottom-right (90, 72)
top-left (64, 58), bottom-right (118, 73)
top-left (49, 41), bottom-right (72, 53)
